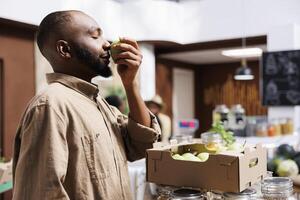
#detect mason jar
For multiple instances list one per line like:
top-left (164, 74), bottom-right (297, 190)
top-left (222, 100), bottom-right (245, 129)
top-left (157, 185), bottom-right (173, 200)
top-left (207, 190), bottom-right (224, 200)
top-left (261, 177), bottom-right (296, 200)
top-left (223, 188), bottom-right (257, 200)
top-left (171, 188), bottom-right (205, 200)
top-left (201, 132), bottom-right (224, 151)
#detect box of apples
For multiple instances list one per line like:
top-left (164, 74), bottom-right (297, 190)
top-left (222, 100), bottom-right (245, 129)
top-left (146, 138), bottom-right (267, 193)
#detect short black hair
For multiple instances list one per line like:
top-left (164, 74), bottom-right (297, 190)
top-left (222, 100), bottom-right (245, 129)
top-left (36, 11), bottom-right (73, 52)
top-left (105, 95), bottom-right (123, 108)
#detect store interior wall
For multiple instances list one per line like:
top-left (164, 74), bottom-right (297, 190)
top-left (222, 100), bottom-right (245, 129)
top-left (1, 0), bottom-right (300, 43)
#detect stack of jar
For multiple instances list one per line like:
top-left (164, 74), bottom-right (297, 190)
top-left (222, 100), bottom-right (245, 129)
top-left (157, 177), bottom-right (297, 199)
top-left (256, 118), bottom-right (294, 137)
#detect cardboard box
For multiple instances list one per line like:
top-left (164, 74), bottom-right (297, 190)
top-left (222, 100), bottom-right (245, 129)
top-left (146, 141), bottom-right (267, 193)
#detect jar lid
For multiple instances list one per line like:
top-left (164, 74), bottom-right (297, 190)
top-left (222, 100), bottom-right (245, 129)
top-left (201, 132), bottom-right (222, 140)
top-left (230, 104), bottom-right (245, 114)
top-left (171, 188), bottom-right (203, 198)
top-left (223, 188), bottom-right (256, 199)
top-left (261, 177), bottom-right (293, 195)
top-left (215, 105), bottom-right (229, 113)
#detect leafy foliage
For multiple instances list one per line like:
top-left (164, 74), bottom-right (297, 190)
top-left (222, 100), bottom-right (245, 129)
top-left (209, 121), bottom-right (236, 146)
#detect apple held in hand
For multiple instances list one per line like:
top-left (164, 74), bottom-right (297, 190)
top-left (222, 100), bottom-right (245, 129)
top-left (197, 152), bottom-right (209, 162)
top-left (110, 40), bottom-right (122, 62)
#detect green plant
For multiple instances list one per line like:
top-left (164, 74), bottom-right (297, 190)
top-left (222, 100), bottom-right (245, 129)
top-left (209, 121), bottom-right (236, 146)
top-left (106, 85), bottom-right (129, 115)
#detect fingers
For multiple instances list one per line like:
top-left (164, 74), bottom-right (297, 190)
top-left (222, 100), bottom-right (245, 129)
top-left (115, 51), bottom-right (141, 62)
top-left (112, 42), bottom-right (140, 55)
top-left (115, 58), bottom-right (141, 68)
top-left (119, 37), bottom-right (139, 50)
top-left (112, 37), bottom-right (143, 68)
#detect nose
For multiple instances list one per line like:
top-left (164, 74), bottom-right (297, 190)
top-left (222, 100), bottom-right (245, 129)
top-left (103, 40), bottom-right (110, 50)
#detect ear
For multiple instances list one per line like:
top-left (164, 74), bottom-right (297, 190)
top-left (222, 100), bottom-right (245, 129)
top-left (56, 40), bottom-right (71, 59)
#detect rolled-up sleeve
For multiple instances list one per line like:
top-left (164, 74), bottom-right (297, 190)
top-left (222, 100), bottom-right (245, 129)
top-left (13, 104), bottom-right (69, 200)
top-left (112, 107), bottom-right (161, 161)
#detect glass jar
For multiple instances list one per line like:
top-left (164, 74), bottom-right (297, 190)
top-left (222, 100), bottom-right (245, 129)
top-left (213, 105), bottom-right (230, 129)
top-left (223, 188), bottom-right (257, 200)
top-left (272, 119), bottom-right (282, 136)
top-left (256, 122), bottom-right (268, 137)
top-left (157, 186), bottom-right (172, 200)
top-left (201, 132), bottom-right (224, 151)
top-left (286, 118), bottom-right (294, 135)
top-left (261, 177), bottom-right (296, 200)
top-left (171, 188), bottom-right (205, 200)
top-left (207, 190), bottom-right (224, 200)
top-left (267, 123), bottom-right (276, 137)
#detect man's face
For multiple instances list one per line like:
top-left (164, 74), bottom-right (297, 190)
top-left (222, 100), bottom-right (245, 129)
top-left (67, 12), bottom-right (112, 77)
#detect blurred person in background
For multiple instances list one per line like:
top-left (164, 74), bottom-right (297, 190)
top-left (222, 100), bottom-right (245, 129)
top-left (12, 10), bottom-right (160, 200)
top-left (105, 94), bottom-right (126, 114)
top-left (146, 95), bottom-right (171, 143)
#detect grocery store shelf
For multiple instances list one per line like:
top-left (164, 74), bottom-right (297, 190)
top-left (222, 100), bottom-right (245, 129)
top-left (237, 134), bottom-right (299, 147)
top-left (236, 134), bottom-right (299, 158)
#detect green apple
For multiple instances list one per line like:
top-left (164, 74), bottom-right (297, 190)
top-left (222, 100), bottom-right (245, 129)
top-left (197, 152), bottom-right (209, 162)
top-left (110, 40), bottom-right (122, 62)
top-left (172, 154), bottom-right (185, 161)
top-left (181, 153), bottom-right (201, 162)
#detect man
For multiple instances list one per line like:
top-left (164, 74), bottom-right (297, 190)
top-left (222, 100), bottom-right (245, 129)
top-left (13, 10), bottom-right (160, 200)
top-left (146, 95), bottom-right (171, 143)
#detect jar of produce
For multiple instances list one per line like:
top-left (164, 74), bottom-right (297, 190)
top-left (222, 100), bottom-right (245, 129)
top-left (272, 119), bottom-right (282, 136)
top-left (223, 188), bottom-right (257, 199)
top-left (171, 188), bottom-right (205, 200)
top-left (267, 124), bottom-right (275, 137)
top-left (286, 118), bottom-right (294, 135)
top-left (256, 122), bottom-right (268, 137)
top-left (201, 132), bottom-right (224, 151)
top-left (261, 177), bottom-right (296, 200)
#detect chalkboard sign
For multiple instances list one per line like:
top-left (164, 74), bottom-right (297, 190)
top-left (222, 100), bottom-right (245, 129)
top-left (262, 49), bottom-right (300, 105)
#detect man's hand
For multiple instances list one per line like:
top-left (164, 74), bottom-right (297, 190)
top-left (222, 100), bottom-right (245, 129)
top-left (112, 37), bottom-right (142, 88)
top-left (111, 37), bottom-right (150, 127)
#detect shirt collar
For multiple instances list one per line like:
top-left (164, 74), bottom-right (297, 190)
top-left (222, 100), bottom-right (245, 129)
top-left (46, 73), bottom-right (99, 101)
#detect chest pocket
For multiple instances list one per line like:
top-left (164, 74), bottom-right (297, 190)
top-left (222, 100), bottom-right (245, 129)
top-left (81, 133), bottom-right (112, 183)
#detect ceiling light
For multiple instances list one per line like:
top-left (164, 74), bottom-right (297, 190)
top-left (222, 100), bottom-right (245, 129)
top-left (234, 59), bottom-right (254, 81)
top-left (222, 47), bottom-right (263, 58)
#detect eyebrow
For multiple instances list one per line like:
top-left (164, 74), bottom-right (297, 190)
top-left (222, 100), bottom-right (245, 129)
top-left (89, 27), bottom-right (102, 36)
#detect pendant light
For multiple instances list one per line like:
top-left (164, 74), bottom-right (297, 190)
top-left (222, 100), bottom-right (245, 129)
top-left (234, 58), bottom-right (254, 80)
top-left (234, 0), bottom-right (254, 81)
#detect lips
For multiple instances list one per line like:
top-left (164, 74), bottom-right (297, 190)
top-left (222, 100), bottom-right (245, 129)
top-left (101, 53), bottom-right (111, 64)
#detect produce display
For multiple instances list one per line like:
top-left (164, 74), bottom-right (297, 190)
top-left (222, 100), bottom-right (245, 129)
top-left (209, 122), bottom-right (236, 145)
top-left (172, 122), bottom-right (246, 162)
top-left (172, 152), bottom-right (210, 162)
top-left (268, 144), bottom-right (300, 177)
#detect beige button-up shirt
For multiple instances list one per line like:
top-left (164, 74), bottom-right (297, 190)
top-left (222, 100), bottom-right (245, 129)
top-left (13, 73), bottom-right (160, 200)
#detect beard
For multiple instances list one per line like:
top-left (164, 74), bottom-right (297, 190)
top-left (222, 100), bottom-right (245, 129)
top-left (72, 43), bottom-right (112, 78)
